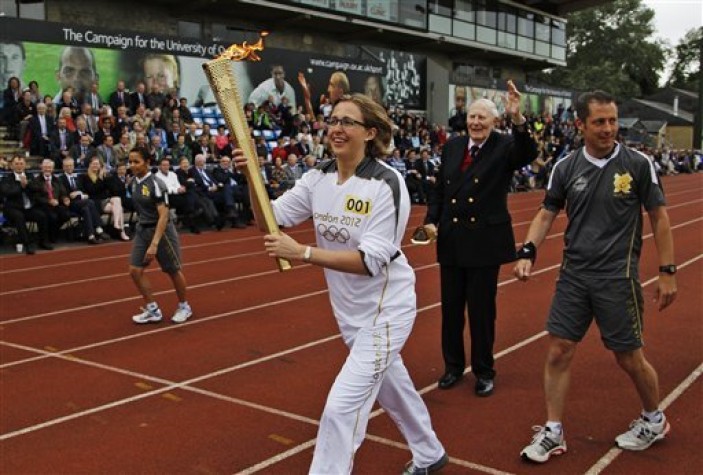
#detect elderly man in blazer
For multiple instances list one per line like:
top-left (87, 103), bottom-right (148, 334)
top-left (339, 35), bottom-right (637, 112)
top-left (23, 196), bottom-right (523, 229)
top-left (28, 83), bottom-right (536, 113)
top-left (422, 80), bottom-right (537, 397)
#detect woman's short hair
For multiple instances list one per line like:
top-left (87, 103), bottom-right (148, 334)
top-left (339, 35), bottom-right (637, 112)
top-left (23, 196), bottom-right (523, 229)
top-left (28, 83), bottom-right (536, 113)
top-left (333, 93), bottom-right (393, 158)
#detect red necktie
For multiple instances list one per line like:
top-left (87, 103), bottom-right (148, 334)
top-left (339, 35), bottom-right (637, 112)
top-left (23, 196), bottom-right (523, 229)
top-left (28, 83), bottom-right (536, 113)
top-left (45, 178), bottom-right (54, 200)
top-left (461, 145), bottom-right (479, 172)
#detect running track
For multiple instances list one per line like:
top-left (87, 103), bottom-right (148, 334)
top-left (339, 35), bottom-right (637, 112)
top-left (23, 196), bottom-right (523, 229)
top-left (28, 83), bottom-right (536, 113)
top-left (1, 173), bottom-right (701, 474)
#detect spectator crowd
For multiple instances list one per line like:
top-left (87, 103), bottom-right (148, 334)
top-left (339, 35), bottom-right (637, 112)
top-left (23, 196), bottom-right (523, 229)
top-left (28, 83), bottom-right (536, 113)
top-left (1, 72), bottom-right (701, 254)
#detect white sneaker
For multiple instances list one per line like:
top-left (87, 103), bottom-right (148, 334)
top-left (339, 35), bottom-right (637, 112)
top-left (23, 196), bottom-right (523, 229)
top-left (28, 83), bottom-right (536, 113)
top-left (132, 306), bottom-right (163, 324)
top-left (171, 305), bottom-right (193, 323)
top-left (521, 426), bottom-right (567, 463)
top-left (615, 414), bottom-right (670, 451)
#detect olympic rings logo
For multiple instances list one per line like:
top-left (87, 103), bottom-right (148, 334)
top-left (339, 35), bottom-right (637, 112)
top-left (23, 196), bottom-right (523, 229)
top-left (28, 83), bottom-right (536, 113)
top-left (317, 223), bottom-right (351, 243)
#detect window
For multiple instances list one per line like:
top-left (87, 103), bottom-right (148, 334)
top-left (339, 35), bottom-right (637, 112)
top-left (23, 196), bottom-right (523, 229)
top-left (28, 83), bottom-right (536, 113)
top-left (0, 0), bottom-right (17, 17)
top-left (475, 0), bottom-right (496, 28)
top-left (429, 0), bottom-right (452, 16)
top-left (535, 15), bottom-right (550, 42)
top-left (455, 0), bottom-right (474, 23)
top-left (399, 1), bottom-right (427, 29)
top-left (498, 6), bottom-right (516, 33)
top-left (518, 12), bottom-right (534, 38)
top-left (552, 20), bottom-right (566, 46)
top-left (1, 0), bottom-right (45, 19)
top-left (19, 1), bottom-right (44, 20)
top-left (178, 21), bottom-right (201, 39)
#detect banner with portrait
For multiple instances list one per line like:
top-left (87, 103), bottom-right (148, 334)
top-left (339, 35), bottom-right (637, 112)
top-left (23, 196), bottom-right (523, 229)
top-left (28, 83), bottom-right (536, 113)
top-left (0, 17), bottom-right (393, 115)
top-left (448, 82), bottom-right (574, 120)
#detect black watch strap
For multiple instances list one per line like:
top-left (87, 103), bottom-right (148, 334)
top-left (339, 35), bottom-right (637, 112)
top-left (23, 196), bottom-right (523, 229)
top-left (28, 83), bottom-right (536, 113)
top-left (659, 264), bottom-right (677, 275)
top-left (516, 241), bottom-right (537, 263)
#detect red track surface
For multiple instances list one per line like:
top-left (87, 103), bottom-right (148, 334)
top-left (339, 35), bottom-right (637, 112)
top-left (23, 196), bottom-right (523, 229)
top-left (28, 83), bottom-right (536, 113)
top-left (1, 173), bottom-right (701, 474)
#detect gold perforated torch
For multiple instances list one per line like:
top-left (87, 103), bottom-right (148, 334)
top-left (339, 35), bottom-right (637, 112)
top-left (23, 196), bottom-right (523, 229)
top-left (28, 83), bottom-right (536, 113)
top-left (202, 32), bottom-right (292, 271)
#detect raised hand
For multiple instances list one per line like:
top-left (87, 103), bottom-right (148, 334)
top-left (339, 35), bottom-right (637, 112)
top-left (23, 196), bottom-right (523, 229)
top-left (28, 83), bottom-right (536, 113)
top-left (503, 80), bottom-right (524, 124)
top-left (297, 72), bottom-right (311, 101)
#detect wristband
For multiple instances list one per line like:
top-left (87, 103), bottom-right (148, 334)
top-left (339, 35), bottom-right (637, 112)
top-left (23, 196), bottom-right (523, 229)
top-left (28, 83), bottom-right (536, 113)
top-left (658, 264), bottom-right (676, 275)
top-left (516, 241), bottom-right (537, 263)
top-left (303, 246), bottom-right (312, 263)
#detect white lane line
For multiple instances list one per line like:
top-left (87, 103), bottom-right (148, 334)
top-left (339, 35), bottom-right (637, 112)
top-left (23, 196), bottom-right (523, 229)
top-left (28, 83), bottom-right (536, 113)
top-left (238, 254), bottom-right (703, 473)
top-left (367, 434), bottom-right (517, 475)
top-left (584, 362), bottom-right (703, 475)
top-left (4, 208), bottom-right (701, 328)
top-left (1, 186), bottom-right (697, 275)
top-left (0, 228), bottom-right (313, 275)
top-left (1, 256), bottom-right (700, 472)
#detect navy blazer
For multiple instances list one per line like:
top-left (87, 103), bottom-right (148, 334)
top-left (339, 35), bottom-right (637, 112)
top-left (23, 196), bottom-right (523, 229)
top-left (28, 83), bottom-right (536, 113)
top-left (425, 126), bottom-right (537, 267)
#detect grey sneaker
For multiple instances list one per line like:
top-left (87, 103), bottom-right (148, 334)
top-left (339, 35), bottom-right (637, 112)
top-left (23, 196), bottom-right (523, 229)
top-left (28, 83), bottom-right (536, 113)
top-left (132, 306), bottom-right (163, 324)
top-left (402, 452), bottom-right (448, 475)
top-left (171, 305), bottom-right (193, 324)
top-left (615, 414), bottom-right (670, 451)
top-left (521, 426), bottom-right (567, 463)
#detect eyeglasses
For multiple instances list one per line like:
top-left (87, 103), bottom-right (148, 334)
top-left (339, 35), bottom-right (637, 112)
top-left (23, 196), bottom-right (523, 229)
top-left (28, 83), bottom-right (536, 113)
top-left (326, 117), bottom-right (366, 129)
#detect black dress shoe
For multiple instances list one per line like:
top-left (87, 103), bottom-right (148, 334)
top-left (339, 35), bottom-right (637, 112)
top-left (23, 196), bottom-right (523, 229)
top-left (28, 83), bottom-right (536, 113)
top-left (438, 372), bottom-right (463, 390)
top-left (25, 244), bottom-right (36, 255)
top-left (475, 378), bottom-right (494, 397)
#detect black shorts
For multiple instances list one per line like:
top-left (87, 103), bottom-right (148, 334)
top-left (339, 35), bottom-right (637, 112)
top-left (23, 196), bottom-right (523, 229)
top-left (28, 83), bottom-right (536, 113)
top-left (546, 272), bottom-right (645, 352)
top-left (130, 222), bottom-right (181, 273)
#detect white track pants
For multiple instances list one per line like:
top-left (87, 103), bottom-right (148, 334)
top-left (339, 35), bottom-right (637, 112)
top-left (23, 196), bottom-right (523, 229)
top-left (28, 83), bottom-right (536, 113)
top-left (309, 318), bottom-right (445, 474)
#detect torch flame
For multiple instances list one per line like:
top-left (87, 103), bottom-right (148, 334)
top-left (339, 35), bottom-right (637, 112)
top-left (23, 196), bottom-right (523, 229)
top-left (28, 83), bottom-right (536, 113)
top-left (217, 31), bottom-right (269, 62)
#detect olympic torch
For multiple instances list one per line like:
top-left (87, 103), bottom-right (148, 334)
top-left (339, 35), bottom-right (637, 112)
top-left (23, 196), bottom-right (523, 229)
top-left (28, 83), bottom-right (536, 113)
top-left (202, 32), bottom-right (292, 271)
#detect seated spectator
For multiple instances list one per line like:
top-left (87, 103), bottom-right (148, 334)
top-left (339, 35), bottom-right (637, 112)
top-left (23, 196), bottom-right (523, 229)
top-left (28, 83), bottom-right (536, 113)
top-left (96, 134), bottom-right (118, 172)
top-left (108, 162), bottom-right (134, 213)
top-left (79, 156), bottom-right (130, 241)
top-left (58, 106), bottom-right (76, 132)
top-left (271, 136), bottom-right (289, 163)
top-left (170, 133), bottom-right (192, 164)
top-left (55, 87), bottom-right (80, 118)
top-left (211, 155), bottom-right (249, 228)
top-left (178, 97), bottom-right (193, 123)
top-left (310, 135), bottom-right (325, 161)
top-left (0, 155), bottom-right (53, 254)
top-left (93, 115), bottom-right (117, 148)
top-left (155, 157), bottom-right (199, 233)
top-left (3, 77), bottom-right (22, 139)
top-left (282, 153), bottom-right (303, 189)
top-left (16, 89), bottom-right (36, 145)
top-left (270, 155), bottom-right (289, 198)
top-left (189, 153), bottom-right (224, 230)
top-left (58, 157), bottom-right (107, 244)
top-left (214, 125), bottom-right (230, 156)
top-left (70, 133), bottom-right (97, 169)
top-left (73, 116), bottom-right (93, 144)
top-left (252, 103), bottom-right (273, 130)
top-left (50, 116), bottom-right (75, 168)
top-left (257, 154), bottom-right (275, 199)
top-left (149, 134), bottom-right (167, 163)
top-left (404, 149), bottom-right (424, 203)
top-left (184, 122), bottom-right (200, 149)
top-left (114, 132), bottom-right (132, 166)
top-left (129, 81), bottom-right (148, 115)
top-left (28, 102), bottom-right (54, 158)
top-left (387, 147), bottom-right (408, 178)
top-left (414, 149), bottom-right (436, 204)
top-left (34, 158), bottom-right (70, 242)
top-left (301, 154), bottom-right (317, 174)
top-left (192, 134), bottom-right (214, 163)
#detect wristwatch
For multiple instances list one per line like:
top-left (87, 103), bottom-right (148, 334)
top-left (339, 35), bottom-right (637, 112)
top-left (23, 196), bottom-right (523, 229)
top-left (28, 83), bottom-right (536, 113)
top-left (658, 264), bottom-right (677, 275)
